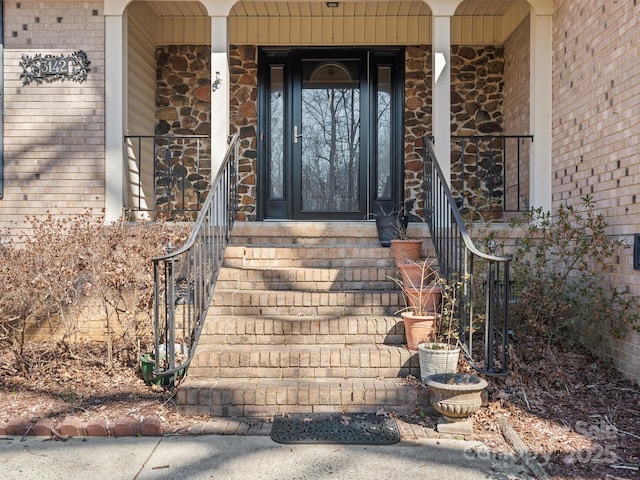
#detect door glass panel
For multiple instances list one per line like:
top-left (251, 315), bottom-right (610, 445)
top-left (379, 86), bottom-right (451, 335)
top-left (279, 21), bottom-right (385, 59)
top-left (269, 66), bottom-right (285, 199)
top-left (376, 66), bottom-right (392, 200)
top-left (300, 60), bottom-right (360, 212)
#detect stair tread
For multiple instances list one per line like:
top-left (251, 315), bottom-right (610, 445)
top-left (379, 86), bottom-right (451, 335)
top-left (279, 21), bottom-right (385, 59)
top-left (182, 376), bottom-right (419, 386)
top-left (194, 343), bottom-right (413, 353)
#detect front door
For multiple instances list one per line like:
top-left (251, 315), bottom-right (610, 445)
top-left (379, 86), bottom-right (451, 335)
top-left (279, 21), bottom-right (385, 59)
top-left (258, 48), bottom-right (403, 220)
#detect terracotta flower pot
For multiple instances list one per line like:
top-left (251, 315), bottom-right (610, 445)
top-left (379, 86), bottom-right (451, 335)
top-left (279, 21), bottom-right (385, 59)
top-left (403, 285), bottom-right (442, 314)
top-left (401, 311), bottom-right (439, 350)
top-left (390, 239), bottom-right (423, 265)
top-left (397, 260), bottom-right (436, 289)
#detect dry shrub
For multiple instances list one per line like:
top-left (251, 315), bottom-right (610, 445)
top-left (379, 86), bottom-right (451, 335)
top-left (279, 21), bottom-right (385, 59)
top-left (0, 211), bottom-right (190, 373)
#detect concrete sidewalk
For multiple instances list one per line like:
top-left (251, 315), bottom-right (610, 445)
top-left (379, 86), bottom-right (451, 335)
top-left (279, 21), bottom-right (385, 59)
top-left (0, 434), bottom-right (534, 480)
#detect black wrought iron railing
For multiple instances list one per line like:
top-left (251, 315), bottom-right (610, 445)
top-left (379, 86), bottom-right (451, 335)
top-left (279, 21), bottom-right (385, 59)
top-left (423, 138), bottom-right (511, 376)
top-left (451, 135), bottom-right (533, 216)
top-left (151, 133), bottom-right (239, 383)
top-left (124, 134), bottom-right (211, 218)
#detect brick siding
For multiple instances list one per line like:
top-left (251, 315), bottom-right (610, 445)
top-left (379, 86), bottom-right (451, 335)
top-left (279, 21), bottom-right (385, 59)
top-left (1, 1), bottom-right (105, 236)
top-left (552, 0), bottom-right (640, 381)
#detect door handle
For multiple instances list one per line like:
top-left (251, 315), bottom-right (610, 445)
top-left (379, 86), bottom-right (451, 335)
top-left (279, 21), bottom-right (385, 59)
top-left (293, 125), bottom-right (303, 144)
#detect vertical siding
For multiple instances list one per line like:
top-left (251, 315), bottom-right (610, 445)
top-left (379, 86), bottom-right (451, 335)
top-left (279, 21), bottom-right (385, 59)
top-left (126, 3), bottom-right (158, 217)
top-left (503, 16), bottom-right (531, 212)
top-left (226, 15), bottom-right (512, 46)
top-left (156, 16), bottom-right (210, 45)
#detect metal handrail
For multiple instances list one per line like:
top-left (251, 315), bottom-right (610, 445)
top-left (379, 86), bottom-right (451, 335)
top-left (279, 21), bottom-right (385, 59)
top-left (423, 137), bottom-right (511, 376)
top-left (451, 134), bottom-right (534, 214)
top-left (151, 133), bottom-right (239, 382)
top-left (124, 134), bottom-right (211, 217)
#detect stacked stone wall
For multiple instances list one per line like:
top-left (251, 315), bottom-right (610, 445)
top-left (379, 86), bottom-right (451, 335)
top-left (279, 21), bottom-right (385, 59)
top-left (0, 1), bottom-right (105, 236)
top-left (552, 0), bottom-right (640, 381)
top-left (229, 45), bottom-right (258, 221)
top-left (404, 45), bottom-right (505, 219)
top-left (155, 46), bottom-right (211, 218)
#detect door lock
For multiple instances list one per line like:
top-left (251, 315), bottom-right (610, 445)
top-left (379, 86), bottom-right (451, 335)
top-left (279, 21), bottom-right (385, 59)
top-left (293, 125), bottom-right (303, 144)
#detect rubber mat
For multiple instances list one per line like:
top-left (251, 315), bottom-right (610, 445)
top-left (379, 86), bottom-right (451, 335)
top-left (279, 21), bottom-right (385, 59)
top-left (270, 412), bottom-right (401, 445)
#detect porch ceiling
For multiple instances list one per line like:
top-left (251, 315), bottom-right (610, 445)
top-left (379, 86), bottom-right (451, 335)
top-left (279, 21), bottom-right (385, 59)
top-left (145, 1), bottom-right (523, 18)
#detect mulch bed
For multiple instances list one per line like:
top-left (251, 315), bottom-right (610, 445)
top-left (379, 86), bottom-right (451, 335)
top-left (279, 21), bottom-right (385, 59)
top-left (1, 340), bottom-right (640, 479)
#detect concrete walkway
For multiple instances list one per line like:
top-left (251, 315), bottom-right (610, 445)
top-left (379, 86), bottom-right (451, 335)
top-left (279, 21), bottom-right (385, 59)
top-left (1, 434), bottom-right (534, 480)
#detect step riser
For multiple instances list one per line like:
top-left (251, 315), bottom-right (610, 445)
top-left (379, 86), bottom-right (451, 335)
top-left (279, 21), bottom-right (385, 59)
top-left (208, 305), bottom-right (401, 316)
top-left (189, 350), bottom-right (420, 378)
top-left (199, 332), bottom-right (405, 346)
top-left (216, 270), bottom-right (399, 291)
top-left (200, 316), bottom-right (404, 342)
top-left (176, 379), bottom-right (429, 417)
top-left (211, 291), bottom-right (404, 309)
top-left (224, 245), bottom-right (398, 262)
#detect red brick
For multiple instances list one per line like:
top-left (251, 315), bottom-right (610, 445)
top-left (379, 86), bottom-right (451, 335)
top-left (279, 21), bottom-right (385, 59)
top-left (86, 418), bottom-right (108, 437)
top-left (31, 418), bottom-right (55, 437)
top-left (139, 416), bottom-right (162, 436)
top-left (58, 417), bottom-right (87, 437)
top-left (6, 419), bottom-right (30, 436)
top-left (0, 421), bottom-right (8, 435)
top-left (112, 417), bottom-right (140, 437)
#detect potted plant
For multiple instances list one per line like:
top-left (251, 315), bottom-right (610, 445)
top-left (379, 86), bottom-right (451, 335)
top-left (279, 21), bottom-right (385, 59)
top-left (392, 259), bottom-right (442, 350)
top-left (385, 199), bottom-right (424, 264)
top-left (372, 200), bottom-right (415, 249)
top-left (417, 276), bottom-right (463, 381)
top-left (397, 258), bottom-right (436, 290)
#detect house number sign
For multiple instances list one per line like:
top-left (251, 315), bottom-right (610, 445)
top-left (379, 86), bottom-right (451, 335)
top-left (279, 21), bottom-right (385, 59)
top-left (20, 51), bottom-right (91, 86)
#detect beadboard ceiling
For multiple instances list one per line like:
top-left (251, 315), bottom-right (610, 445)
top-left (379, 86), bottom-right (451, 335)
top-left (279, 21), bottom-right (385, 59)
top-left (144, 1), bottom-right (523, 18)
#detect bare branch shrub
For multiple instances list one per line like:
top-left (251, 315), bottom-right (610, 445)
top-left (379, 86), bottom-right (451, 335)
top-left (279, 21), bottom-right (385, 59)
top-left (0, 211), bottom-right (190, 373)
top-left (510, 195), bottom-right (639, 349)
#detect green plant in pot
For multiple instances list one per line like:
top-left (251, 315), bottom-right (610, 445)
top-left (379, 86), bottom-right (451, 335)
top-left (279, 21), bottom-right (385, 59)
top-left (416, 275), bottom-right (464, 382)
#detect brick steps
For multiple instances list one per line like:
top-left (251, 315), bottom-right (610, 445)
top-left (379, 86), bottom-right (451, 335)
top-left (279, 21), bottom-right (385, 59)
top-left (208, 290), bottom-right (404, 316)
top-left (189, 343), bottom-right (420, 378)
top-left (177, 221), bottom-right (434, 417)
top-left (216, 265), bottom-right (399, 291)
top-left (200, 315), bottom-right (404, 344)
top-left (177, 377), bottom-right (429, 417)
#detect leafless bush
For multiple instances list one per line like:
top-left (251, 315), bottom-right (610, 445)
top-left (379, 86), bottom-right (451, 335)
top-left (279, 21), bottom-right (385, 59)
top-left (0, 211), bottom-right (190, 373)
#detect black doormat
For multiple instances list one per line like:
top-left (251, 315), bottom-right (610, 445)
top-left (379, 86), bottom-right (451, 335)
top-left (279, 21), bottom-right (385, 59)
top-left (270, 413), bottom-right (401, 445)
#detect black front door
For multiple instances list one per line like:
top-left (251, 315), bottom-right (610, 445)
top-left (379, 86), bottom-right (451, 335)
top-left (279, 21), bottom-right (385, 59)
top-left (258, 48), bottom-right (403, 220)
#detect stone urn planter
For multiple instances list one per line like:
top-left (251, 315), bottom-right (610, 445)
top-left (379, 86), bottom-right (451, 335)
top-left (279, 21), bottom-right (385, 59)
top-left (426, 373), bottom-right (488, 421)
top-left (417, 342), bottom-right (460, 382)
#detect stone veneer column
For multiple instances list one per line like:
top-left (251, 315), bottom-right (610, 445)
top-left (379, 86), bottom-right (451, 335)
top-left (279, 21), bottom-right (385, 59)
top-left (229, 46), bottom-right (258, 220)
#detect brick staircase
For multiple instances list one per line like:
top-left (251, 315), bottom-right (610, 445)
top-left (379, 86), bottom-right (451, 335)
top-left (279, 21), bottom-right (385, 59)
top-left (176, 221), bottom-right (432, 417)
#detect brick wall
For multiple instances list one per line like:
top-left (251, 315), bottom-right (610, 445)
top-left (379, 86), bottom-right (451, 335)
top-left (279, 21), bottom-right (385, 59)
top-left (552, 0), bottom-right (640, 381)
top-left (1, 1), bottom-right (105, 236)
